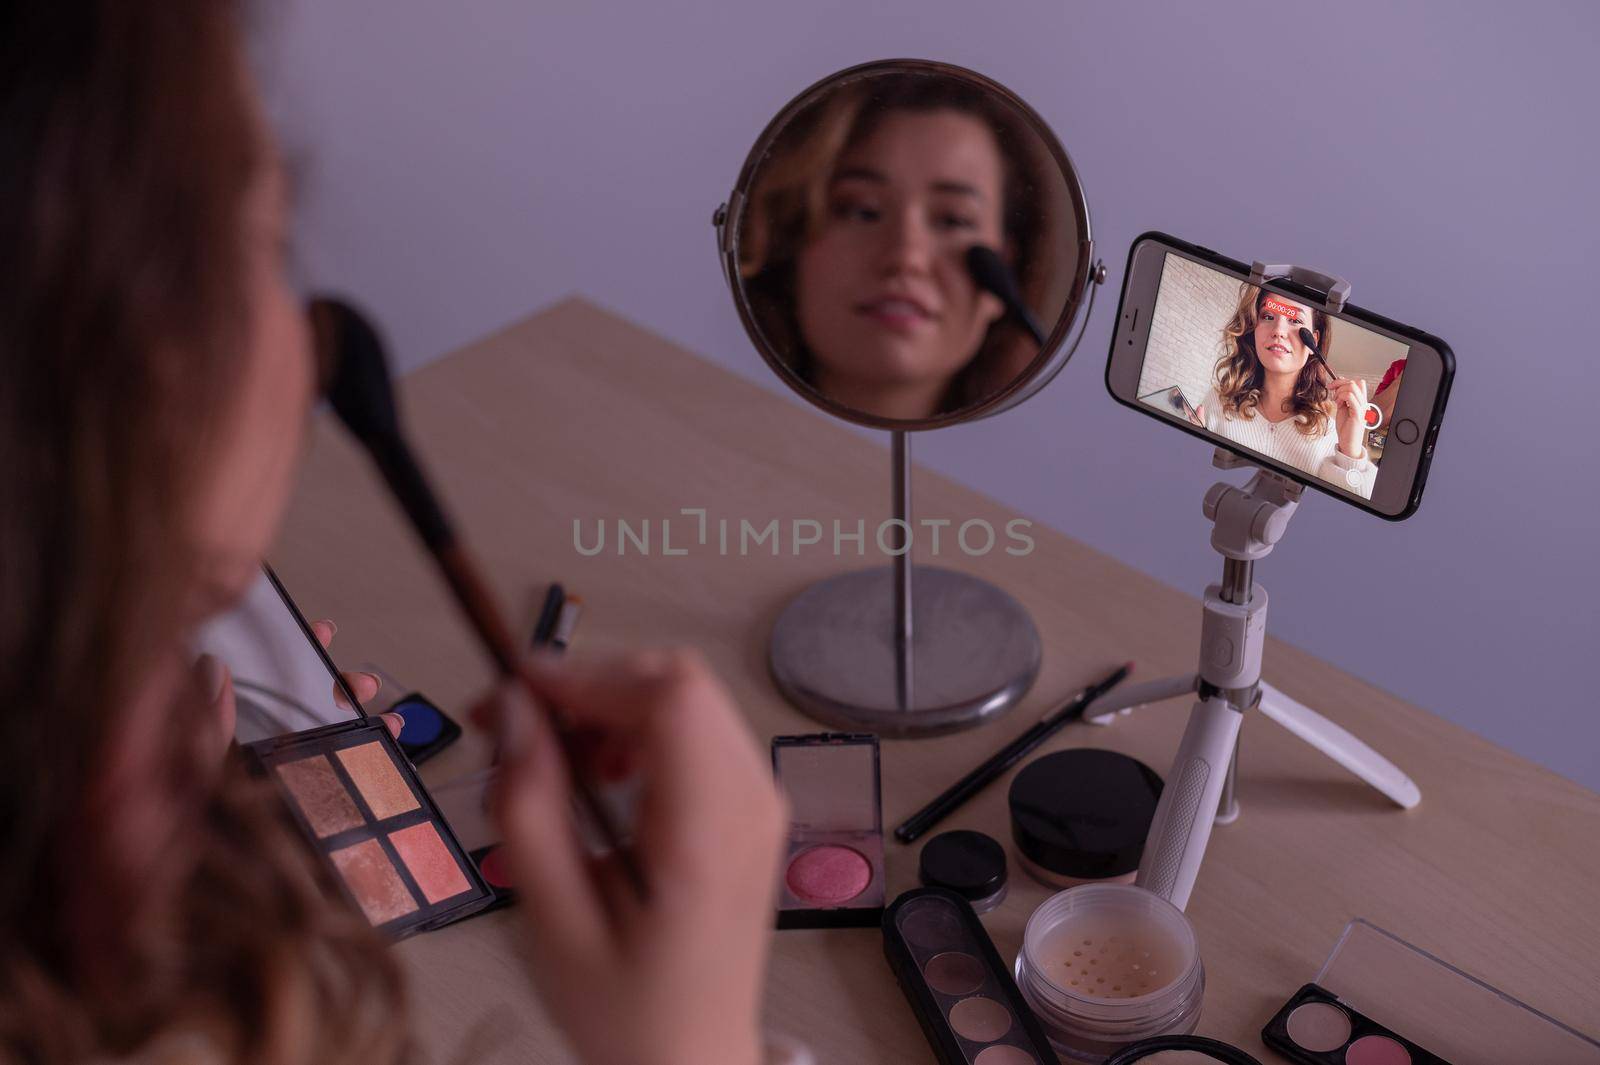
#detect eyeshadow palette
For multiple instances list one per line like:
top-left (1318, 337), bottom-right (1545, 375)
top-left (772, 733), bottom-right (885, 929)
top-left (883, 888), bottom-right (1057, 1065)
top-left (252, 719), bottom-right (492, 936)
top-left (1263, 984), bottom-right (1453, 1065)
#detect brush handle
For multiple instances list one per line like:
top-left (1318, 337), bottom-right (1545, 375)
top-left (893, 664), bottom-right (1131, 844)
top-left (372, 437), bottom-right (454, 552)
top-left (370, 444), bottom-right (648, 899)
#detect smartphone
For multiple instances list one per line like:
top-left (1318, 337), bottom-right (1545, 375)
top-left (1105, 232), bottom-right (1454, 519)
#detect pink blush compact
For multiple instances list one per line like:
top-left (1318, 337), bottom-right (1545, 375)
top-left (787, 844), bottom-right (872, 904)
top-left (772, 733), bottom-right (885, 928)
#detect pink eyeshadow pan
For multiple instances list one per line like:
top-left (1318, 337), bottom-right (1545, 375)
top-left (274, 755), bottom-right (363, 838)
top-left (330, 838), bottom-right (418, 925)
top-left (336, 741), bottom-right (419, 820)
top-left (388, 822), bottom-right (470, 904)
top-left (1346, 1035), bottom-right (1412, 1065)
top-left (478, 846), bottom-right (513, 889)
top-left (786, 844), bottom-right (871, 904)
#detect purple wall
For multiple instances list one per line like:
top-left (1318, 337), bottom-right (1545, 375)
top-left (263, 1), bottom-right (1600, 790)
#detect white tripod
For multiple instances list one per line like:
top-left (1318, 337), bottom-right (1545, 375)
top-left (1084, 451), bottom-right (1420, 911)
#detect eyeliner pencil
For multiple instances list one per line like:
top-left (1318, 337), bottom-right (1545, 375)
top-left (893, 662), bottom-right (1134, 844)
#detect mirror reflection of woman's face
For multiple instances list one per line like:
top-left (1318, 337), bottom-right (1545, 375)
top-left (794, 109), bottom-right (1006, 418)
top-left (1253, 294), bottom-right (1317, 377)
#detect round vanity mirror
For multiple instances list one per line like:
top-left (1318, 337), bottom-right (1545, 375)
top-left (715, 59), bottom-right (1102, 734)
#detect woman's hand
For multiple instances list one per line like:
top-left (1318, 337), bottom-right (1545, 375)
top-left (1329, 376), bottom-right (1370, 459)
top-left (480, 649), bottom-right (786, 1065)
top-left (308, 619), bottom-right (381, 710)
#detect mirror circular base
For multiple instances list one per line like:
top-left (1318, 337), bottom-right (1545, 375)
top-left (769, 565), bottom-right (1040, 736)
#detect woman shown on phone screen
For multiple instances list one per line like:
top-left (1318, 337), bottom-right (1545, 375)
top-left (1192, 284), bottom-right (1377, 498)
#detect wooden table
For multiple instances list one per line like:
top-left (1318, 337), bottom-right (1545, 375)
top-left (273, 298), bottom-right (1600, 1064)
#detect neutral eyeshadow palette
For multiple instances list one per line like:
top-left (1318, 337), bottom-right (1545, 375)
top-left (248, 718), bottom-right (493, 936)
top-left (883, 888), bottom-right (1057, 1065)
top-left (1262, 984), bottom-right (1454, 1065)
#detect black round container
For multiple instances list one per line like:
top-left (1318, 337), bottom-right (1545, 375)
top-left (918, 830), bottom-right (1008, 913)
top-left (1008, 749), bottom-right (1163, 887)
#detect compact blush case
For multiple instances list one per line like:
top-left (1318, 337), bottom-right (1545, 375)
top-left (1263, 983), bottom-right (1453, 1065)
top-left (772, 732), bottom-right (886, 929)
top-left (1261, 919), bottom-right (1600, 1065)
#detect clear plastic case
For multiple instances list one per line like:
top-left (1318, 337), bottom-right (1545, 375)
top-left (1314, 919), bottom-right (1600, 1064)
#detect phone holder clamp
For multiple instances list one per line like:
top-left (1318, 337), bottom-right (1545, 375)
top-left (1248, 261), bottom-right (1351, 314)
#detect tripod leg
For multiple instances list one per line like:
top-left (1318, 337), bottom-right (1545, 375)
top-left (1256, 682), bottom-right (1420, 809)
top-left (1083, 673), bottom-right (1200, 725)
top-left (1216, 739), bottom-right (1240, 825)
top-left (1135, 694), bottom-right (1243, 910)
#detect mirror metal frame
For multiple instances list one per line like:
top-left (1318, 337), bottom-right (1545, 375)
top-left (715, 57), bottom-right (1097, 431)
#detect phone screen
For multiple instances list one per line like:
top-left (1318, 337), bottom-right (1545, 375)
top-left (193, 567), bottom-right (361, 744)
top-left (1135, 251), bottom-right (1410, 501)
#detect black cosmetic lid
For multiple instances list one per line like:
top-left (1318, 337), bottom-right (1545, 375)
top-left (918, 830), bottom-right (1006, 903)
top-left (1008, 749), bottom-right (1163, 881)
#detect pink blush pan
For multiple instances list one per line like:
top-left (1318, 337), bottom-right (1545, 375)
top-left (786, 844), bottom-right (871, 904)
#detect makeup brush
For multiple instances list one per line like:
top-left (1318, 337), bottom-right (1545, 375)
top-left (1298, 326), bottom-right (1339, 381)
top-left (966, 244), bottom-right (1047, 346)
top-left (307, 296), bottom-right (646, 899)
top-left (1298, 325), bottom-right (1383, 433)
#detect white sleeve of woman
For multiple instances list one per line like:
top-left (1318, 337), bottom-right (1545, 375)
top-left (1319, 449), bottom-right (1377, 497)
top-left (1201, 387), bottom-right (1225, 432)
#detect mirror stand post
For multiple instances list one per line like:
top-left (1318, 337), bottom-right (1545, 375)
top-left (892, 430), bottom-right (912, 710)
top-left (767, 432), bottom-right (1041, 737)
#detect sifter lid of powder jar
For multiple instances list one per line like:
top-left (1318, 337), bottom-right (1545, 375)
top-left (918, 830), bottom-right (1007, 911)
top-left (1009, 749), bottom-right (1163, 884)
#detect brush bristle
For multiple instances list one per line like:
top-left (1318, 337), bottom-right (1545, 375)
top-left (965, 244), bottom-right (1019, 303)
top-left (310, 296), bottom-right (400, 446)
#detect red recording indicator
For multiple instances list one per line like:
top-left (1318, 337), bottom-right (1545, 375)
top-left (1364, 405), bottom-right (1383, 429)
top-left (1263, 296), bottom-right (1306, 322)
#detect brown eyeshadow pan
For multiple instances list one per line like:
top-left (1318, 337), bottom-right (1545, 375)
top-left (336, 741), bottom-right (419, 820)
top-left (924, 951), bottom-right (986, 997)
top-left (388, 822), bottom-right (470, 904)
top-left (330, 838), bottom-right (418, 925)
top-left (949, 996), bottom-right (1012, 1043)
top-left (274, 755), bottom-right (364, 838)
